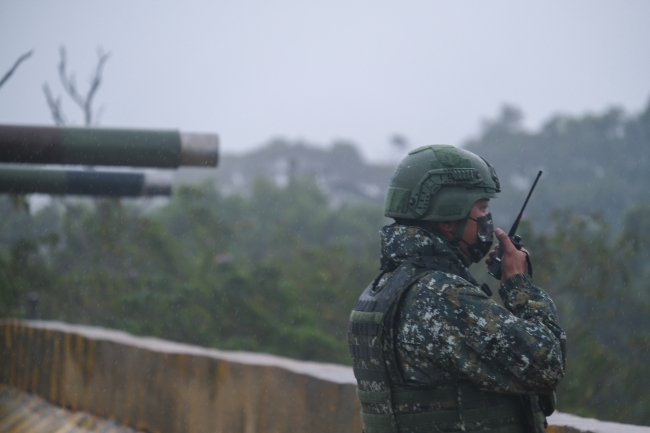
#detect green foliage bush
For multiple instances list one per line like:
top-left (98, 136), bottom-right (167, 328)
top-left (517, 212), bottom-right (650, 424)
top-left (463, 98), bottom-right (650, 230)
top-left (0, 176), bottom-right (649, 425)
top-left (0, 177), bottom-right (384, 365)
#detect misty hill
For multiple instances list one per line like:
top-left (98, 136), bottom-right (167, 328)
top-left (175, 139), bottom-right (396, 207)
top-left (463, 98), bottom-right (650, 229)
top-left (176, 96), bottom-right (650, 230)
top-left (4, 98), bottom-right (650, 426)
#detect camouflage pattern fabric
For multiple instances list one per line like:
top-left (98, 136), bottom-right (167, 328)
top-left (350, 224), bottom-right (565, 432)
top-left (381, 223), bottom-right (566, 395)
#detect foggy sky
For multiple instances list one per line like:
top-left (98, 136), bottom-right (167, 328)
top-left (1, 1), bottom-right (649, 162)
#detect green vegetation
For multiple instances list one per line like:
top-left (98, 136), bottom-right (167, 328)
top-left (2, 99), bottom-right (650, 426)
top-left (1, 178), bottom-right (649, 425)
top-left (0, 178), bottom-right (384, 365)
top-left (463, 98), bottom-right (650, 229)
top-left (517, 212), bottom-right (650, 423)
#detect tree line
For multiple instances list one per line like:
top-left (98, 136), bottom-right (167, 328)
top-left (0, 175), bottom-right (649, 425)
top-left (2, 96), bottom-right (650, 425)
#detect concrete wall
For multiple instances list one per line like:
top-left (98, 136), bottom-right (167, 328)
top-left (2, 320), bottom-right (649, 433)
top-left (1, 320), bottom-right (361, 433)
top-left (0, 384), bottom-right (142, 433)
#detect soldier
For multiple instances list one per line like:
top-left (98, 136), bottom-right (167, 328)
top-left (349, 145), bottom-right (565, 433)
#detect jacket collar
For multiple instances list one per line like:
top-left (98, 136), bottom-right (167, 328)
top-left (380, 223), bottom-right (472, 270)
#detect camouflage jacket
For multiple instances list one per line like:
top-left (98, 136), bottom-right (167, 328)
top-left (379, 224), bottom-right (566, 394)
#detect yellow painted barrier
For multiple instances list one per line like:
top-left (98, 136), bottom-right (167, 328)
top-left (2, 320), bottom-right (649, 433)
top-left (0, 320), bottom-right (361, 433)
top-left (0, 384), bottom-right (142, 433)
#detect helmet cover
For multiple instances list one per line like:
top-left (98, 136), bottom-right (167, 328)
top-left (384, 145), bottom-right (500, 221)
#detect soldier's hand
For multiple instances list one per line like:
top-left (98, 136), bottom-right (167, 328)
top-left (486, 241), bottom-right (530, 266)
top-left (492, 228), bottom-right (529, 282)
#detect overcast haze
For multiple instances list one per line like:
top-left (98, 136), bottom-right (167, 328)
top-left (1, 1), bottom-right (649, 162)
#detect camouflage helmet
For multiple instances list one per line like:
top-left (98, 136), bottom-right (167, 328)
top-left (384, 145), bottom-right (500, 221)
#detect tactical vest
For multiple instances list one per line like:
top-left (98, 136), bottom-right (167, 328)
top-left (348, 256), bottom-right (547, 433)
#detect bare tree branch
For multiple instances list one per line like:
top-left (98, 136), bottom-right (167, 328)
top-left (43, 46), bottom-right (111, 127)
top-left (84, 47), bottom-right (111, 126)
top-left (57, 47), bottom-right (86, 110)
top-left (43, 83), bottom-right (67, 126)
top-left (0, 50), bottom-right (34, 90)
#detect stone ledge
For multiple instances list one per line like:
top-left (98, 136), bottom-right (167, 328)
top-left (19, 319), bottom-right (356, 385)
top-left (0, 384), bottom-right (142, 433)
top-left (547, 411), bottom-right (650, 433)
top-left (2, 320), bottom-right (648, 433)
top-left (1, 319), bottom-right (360, 433)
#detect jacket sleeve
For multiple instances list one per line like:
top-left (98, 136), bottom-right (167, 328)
top-left (396, 272), bottom-right (566, 394)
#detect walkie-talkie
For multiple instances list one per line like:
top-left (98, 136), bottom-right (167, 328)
top-left (488, 171), bottom-right (543, 280)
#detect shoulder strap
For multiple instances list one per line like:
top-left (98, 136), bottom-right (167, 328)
top-left (350, 260), bottom-right (436, 432)
top-left (384, 256), bottom-right (488, 387)
top-left (350, 256), bottom-right (486, 432)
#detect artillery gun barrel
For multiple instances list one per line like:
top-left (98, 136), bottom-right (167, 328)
top-left (0, 166), bottom-right (171, 196)
top-left (0, 125), bottom-right (218, 168)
